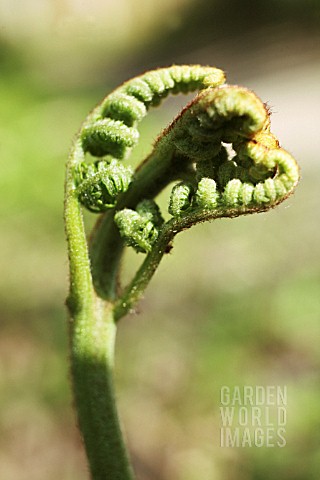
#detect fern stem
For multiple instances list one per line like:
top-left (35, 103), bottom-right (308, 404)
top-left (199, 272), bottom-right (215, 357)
top-left (70, 299), bottom-right (134, 480)
top-left (65, 142), bottom-right (134, 480)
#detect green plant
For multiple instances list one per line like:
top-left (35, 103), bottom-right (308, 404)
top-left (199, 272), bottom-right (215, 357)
top-left (64, 65), bottom-right (299, 479)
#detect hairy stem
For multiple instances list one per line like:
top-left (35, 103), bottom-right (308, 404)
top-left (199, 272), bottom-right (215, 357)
top-left (65, 142), bottom-right (134, 480)
top-left (69, 299), bottom-right (134, 480)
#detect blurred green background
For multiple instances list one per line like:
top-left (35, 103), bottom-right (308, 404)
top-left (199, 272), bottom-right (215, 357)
top-left (1, 1), bottom-right (320, 479)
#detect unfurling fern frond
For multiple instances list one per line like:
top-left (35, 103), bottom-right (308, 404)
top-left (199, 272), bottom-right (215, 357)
top-left (64, 65), bottom-right (299, 480)
top-left (75, 159), bottom-right (133, 212)
top-left (68, 66), bottom-right (298, 304)
top-left (114, 200), bottom-right (164, 253)
top-left (79, 65), bottom-right (226, 160)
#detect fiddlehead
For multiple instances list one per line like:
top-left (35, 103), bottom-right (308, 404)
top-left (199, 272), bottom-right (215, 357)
top-left (79, 65), bottom-right (225, 159)
top-left (115, 199), bottom-right (164, 253)
top-left (67, 68), bottom-right (299, 316)
top-left (75, 159), bottom-right (133, 212)
top-left (109, 83), bottom-right (298, 319)
top-left (107, 85), bottom-right (297, 277)
top-left (64, 65), bottom-right (299, 480)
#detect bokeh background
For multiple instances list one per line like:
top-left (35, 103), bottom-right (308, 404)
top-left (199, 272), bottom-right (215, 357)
top-left (1, 1), bottom-right (320, 479)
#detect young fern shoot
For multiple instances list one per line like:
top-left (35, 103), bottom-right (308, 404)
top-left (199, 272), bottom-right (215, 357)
top-left (64, 65), bottom-right (299, 480)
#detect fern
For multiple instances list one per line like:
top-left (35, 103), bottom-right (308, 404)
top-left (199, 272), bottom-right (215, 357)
top-left (64, 65), bottom-right (299, 480)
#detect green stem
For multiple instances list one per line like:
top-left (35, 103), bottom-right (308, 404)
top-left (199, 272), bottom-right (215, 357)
top-left (89, 212), bottom-right (124, 301)
top-left (70, 299), bottom-right (134, 480)
top-left (65, 141), bottom-right (135, 480)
